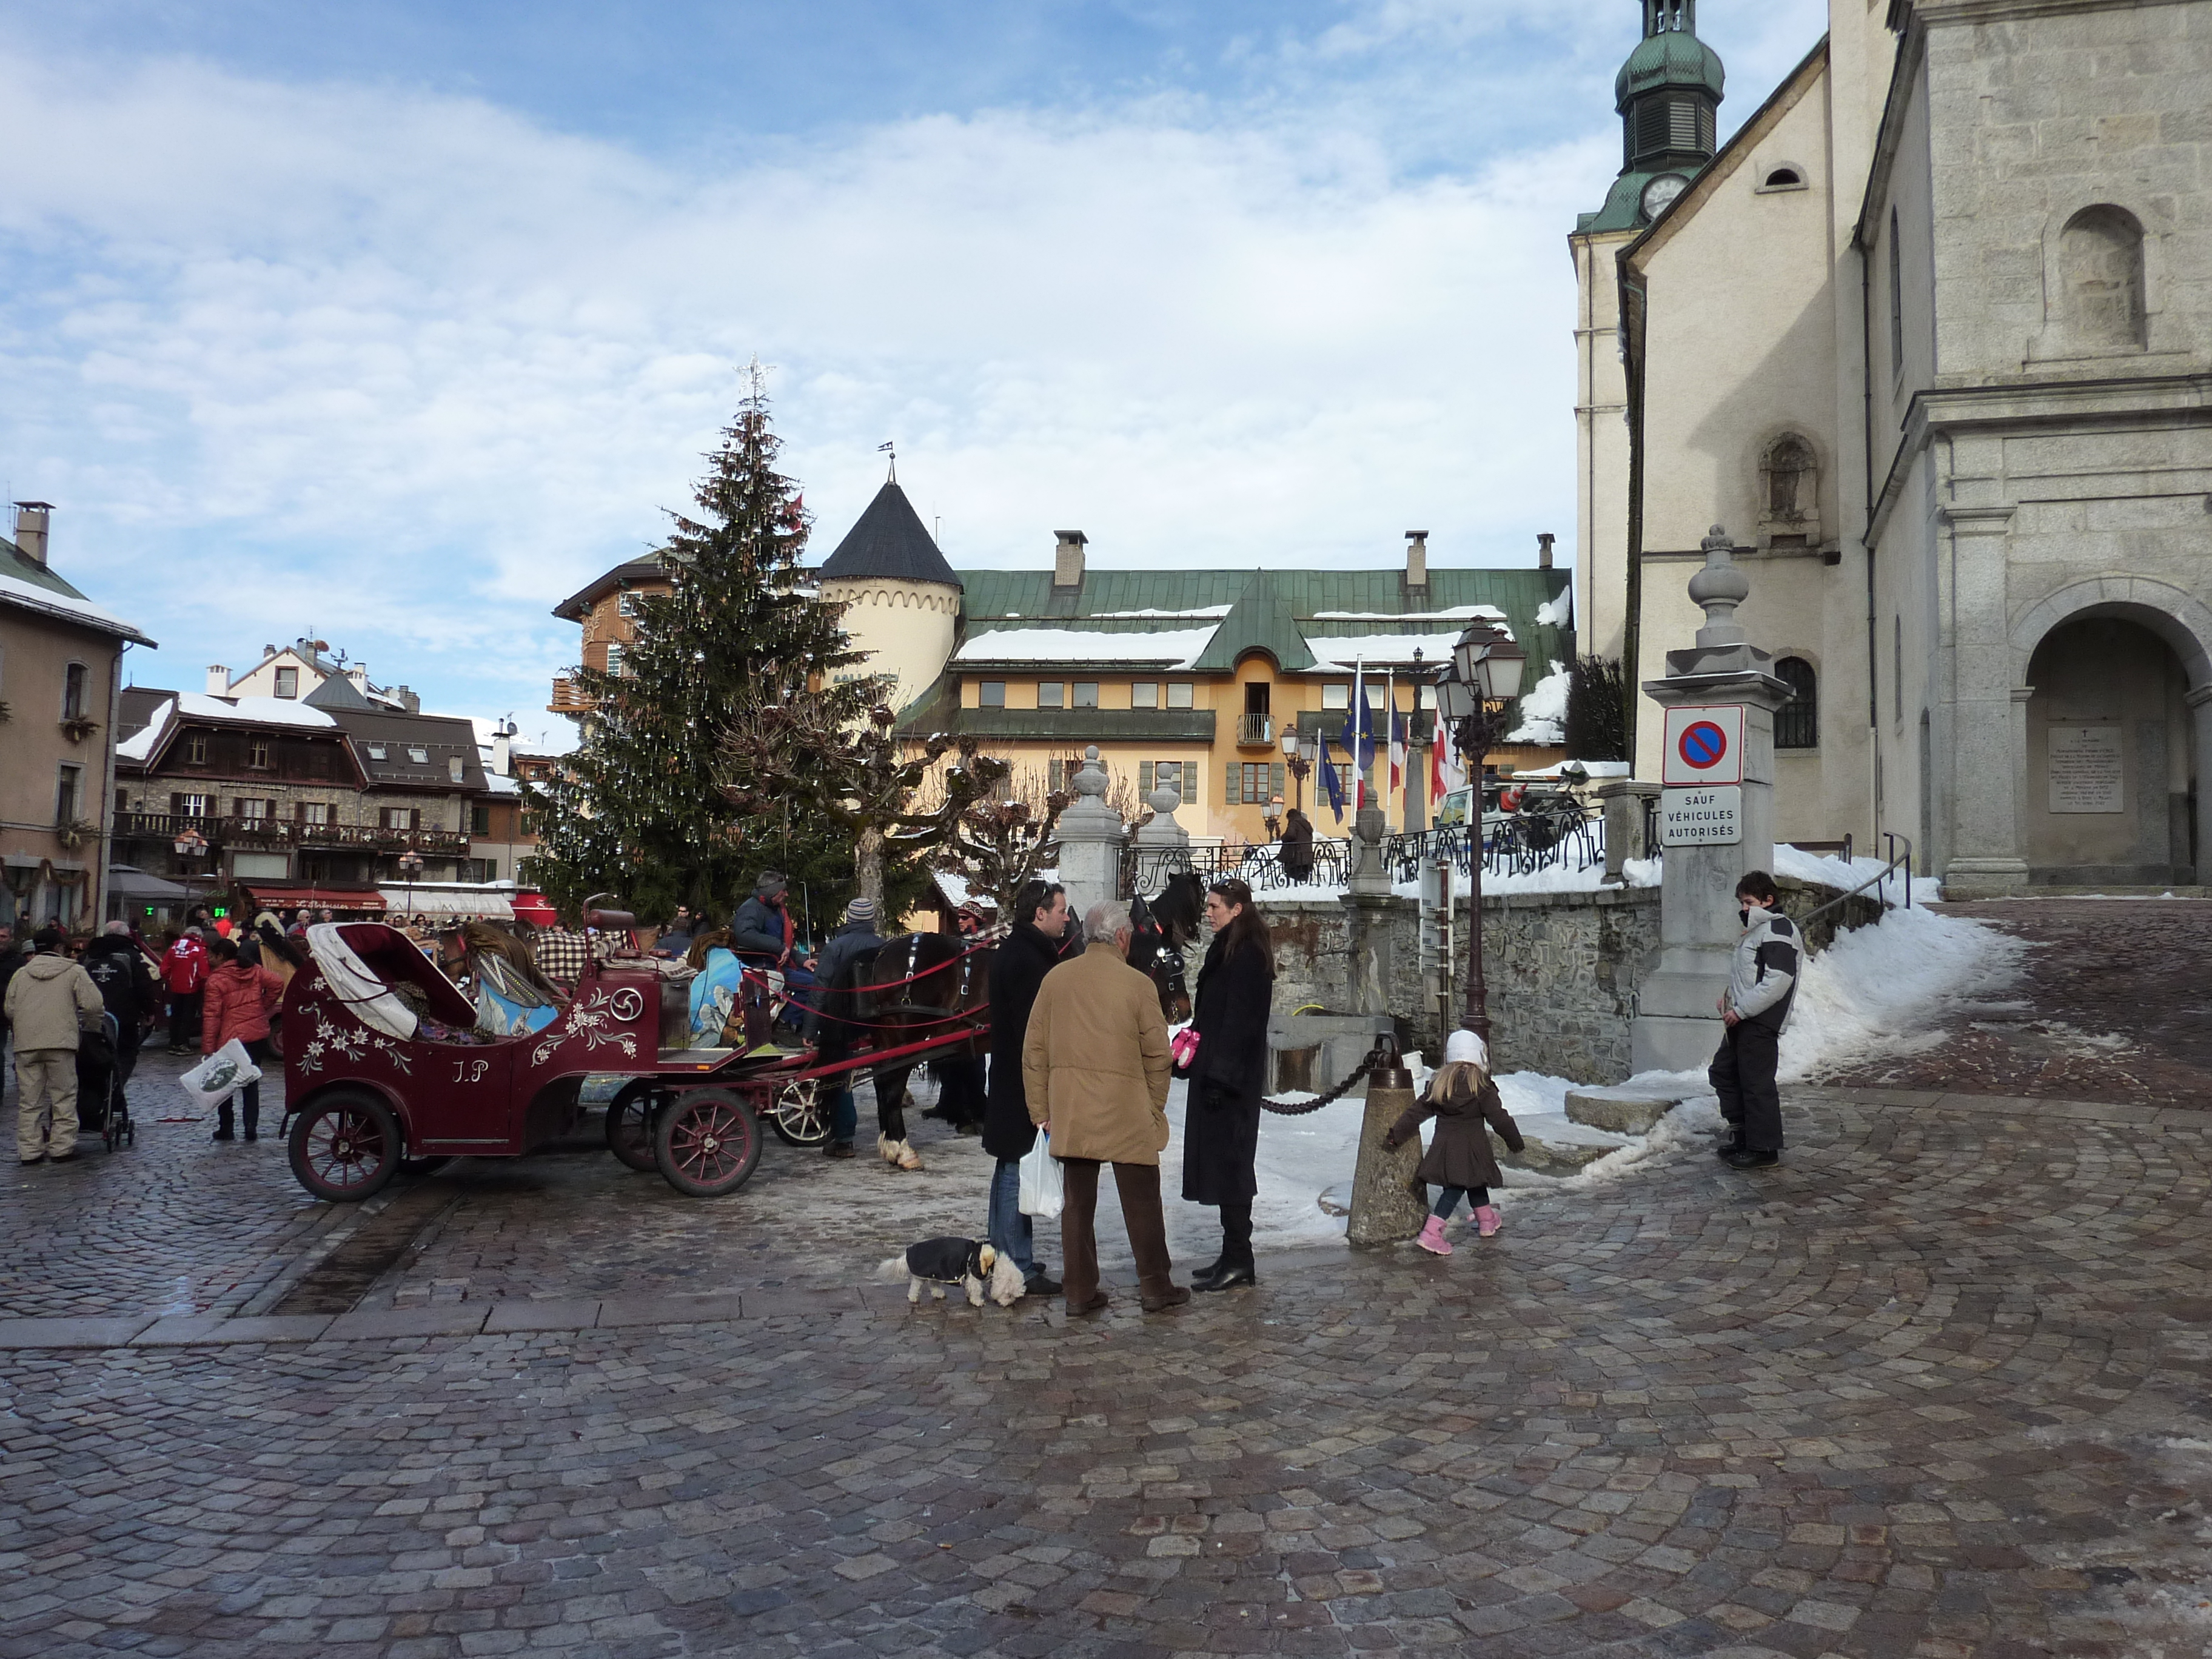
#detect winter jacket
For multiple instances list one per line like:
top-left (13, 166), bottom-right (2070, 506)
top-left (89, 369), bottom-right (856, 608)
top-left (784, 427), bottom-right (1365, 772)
top-left (1724, 907), bottom-right (1801, 1032)
top-left (982, 922), bottom-right (1065, 1161)
top-left (81, 936), bottom-right (158, 1033)
top-left (1384, 1072), bottom-right (1524, 1192)
top-left (729, 895), bottom-right (793, 963)
top-left (3, 953), bottom-right (104, 1052)
top-left (1279, 813), bottom-right (1316, 881)
top-left (163, 936), bottom-right (210, 995)
top-left (200, 961), bottom-right (286, 1053)
top-left (1180, 931), bottom-right (1276, 1206)
top-left (805, 921), bottom-right (885, 1054)
top-left (1022, 942), bottom-right (1172, 1165)
top-left (903, 1237), bottom-right (991, 1284)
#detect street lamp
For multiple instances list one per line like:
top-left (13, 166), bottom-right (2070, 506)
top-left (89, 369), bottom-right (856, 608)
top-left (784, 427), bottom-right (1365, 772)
top-left (1433, 619), bottom-right (1528, 1045)
top-left (1279, 727), bottom-right (1313, 809)
top-left (397, 848), bottom-right (425, 924)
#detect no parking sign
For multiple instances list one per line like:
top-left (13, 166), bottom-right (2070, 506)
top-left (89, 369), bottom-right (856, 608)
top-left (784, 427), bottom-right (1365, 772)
top-left (1661, 705), bottom-right (1744, 786)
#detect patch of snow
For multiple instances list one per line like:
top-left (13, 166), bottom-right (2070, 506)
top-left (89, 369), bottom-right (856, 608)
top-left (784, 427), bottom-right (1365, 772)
top-left (1091, 605), bottom-right (1233, 619)
top-left (1772, 843), bottom-right (1937, 907)
top-left (116, 700), bottom-right (173, 761)
top-left (1308, 606), bottom-right (1507, 623)
top-left (175, 691), bottom-right (338, 728)
top-left (1510, 759), bottom-right (1631, 779)
top-left (1306, 631), bottom-right (1486, 670)
top-left (1505, 659), bottom-right (1570, 745)
top-left (1534, 594), bottom-right (1572, 628)
top-left (0, 571), bottom-right (149, 639)
top-left (1780, 904), bottom-right (2025, 1079)
top-left (953, 626), bottom-right (1218, 668)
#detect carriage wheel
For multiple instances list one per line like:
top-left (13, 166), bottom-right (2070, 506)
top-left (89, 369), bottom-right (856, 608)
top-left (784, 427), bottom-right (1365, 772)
top-left (768, 1076), bottom-right (833, 1148)
top-left (606, 1081), bottom-right (670, 1173)
top-left (288, 1090), bottom-right (401, 1203)
top-left (652, 1088), bottom-right (762, 1199)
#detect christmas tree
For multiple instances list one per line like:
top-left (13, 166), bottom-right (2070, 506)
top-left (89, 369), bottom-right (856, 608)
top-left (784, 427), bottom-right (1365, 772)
top-left (522, 370), bottom-right (873, 925)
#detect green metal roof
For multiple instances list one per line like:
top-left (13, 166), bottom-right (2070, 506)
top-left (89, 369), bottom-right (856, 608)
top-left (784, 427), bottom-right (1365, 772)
top-left (1192, 570), bottom-right (1313, 672)
top-left (0, 537), bottom-right (88, 600)
top-left (931, 709), bottom-right (1217, 743)
top-left (1616, 28), bottom-right (1724, 107)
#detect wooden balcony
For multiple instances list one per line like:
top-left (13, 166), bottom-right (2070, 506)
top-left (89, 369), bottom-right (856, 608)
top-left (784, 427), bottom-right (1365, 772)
top-left (116, 812), bottom-right (470, 856)
top-left (548, 678), bottom-right (593, 715)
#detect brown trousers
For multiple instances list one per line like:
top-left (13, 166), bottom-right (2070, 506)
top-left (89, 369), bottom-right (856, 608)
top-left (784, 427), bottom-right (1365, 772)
top-left (1059, 1158), bottom-right (1175, 1310)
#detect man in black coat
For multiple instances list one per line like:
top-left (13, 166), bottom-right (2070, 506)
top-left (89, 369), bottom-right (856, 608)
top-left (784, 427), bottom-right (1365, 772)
top-left (981, 880), bottom-right (1069, 1296)
top-left (79, 923), bottom-right (158, 1089)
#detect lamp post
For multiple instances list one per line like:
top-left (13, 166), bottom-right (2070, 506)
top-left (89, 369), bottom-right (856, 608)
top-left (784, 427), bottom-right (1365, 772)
top-left (1280, 727), bottom-right (1313, 809)
top-left (1432, 619), bottom-right (1527, 1045)
top-left (398, 848), bottom-right (424, 925)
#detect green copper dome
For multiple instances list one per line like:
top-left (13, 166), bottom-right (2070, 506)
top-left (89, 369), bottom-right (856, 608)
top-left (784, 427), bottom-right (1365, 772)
top-left (1615, 28), bottom-right (1724, 110)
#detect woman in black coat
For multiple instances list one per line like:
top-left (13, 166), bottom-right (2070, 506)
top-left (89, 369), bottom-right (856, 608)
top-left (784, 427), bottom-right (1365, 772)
top-left (980, 882), bottom-right (1073, 1296)
top-left (1181, 877), bottom-right (1275, 1292)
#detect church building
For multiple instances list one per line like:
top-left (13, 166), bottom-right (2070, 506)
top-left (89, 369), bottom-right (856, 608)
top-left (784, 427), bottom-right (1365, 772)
top-left (1578, 0), bottom-right (2212, 892)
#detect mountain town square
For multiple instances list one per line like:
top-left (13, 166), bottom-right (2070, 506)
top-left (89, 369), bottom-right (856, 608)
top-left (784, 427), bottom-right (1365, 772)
top-left (2, 2), bottom-right (2209, 1655)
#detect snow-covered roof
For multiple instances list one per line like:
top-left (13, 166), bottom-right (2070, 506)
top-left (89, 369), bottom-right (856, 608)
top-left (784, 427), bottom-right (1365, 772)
top-left (483, 773), bottom-right (520, 796)
top-left (1092, 606), bottom-right (1233, 620)
top-left (1304, 632), bottom-right (1478, 672)
top-left (176, 691), bottom-right (339, 728)
top-left (0, 571), bottom-right (153, 644)
top-left (953, 626), bottom-right (1220, 669)
top-left (115, 699), bottom-right (174, 762)
top-left (1307, 605), bottom-right (1507, 623)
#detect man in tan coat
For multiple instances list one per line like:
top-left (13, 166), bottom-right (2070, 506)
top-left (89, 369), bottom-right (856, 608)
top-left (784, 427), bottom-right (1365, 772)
top-left (6, 925), bottom-right (104, 1164)
top-left (1023, 900), bottom-right (1186, 1315)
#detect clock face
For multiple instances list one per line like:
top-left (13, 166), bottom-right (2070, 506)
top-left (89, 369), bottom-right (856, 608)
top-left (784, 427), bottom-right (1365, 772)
top-left (1641, 173), bottom-right (1688, 219)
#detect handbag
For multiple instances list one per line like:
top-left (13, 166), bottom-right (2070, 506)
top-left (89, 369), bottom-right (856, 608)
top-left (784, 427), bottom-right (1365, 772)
top-left (1169, 1026), bottom-right (1201, 1073)
top-left (1017, 1129), bottom-right (1064, 1219)
top-left (180, 1039), bottom-right (263, 1110)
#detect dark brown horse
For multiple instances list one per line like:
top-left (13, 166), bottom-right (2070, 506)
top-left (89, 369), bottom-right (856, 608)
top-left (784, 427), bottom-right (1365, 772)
top-left (856, 933), bottom-right (992, 1170)
top-left (1128, 871), bottom-right (1202, 1024)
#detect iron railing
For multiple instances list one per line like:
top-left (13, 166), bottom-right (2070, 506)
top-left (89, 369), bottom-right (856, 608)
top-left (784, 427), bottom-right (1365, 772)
top-left (115, 811), bottom-right (471, 856)
top-left (1235, 713), bottom-right (1275, 747)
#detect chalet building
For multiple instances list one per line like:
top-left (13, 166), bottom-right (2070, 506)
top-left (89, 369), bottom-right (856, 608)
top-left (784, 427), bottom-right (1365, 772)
top-left (466, 717), bottom-right (565, 883)
top-left (0, 504), bottom-right (155, 931)
top-left (113, 676), bottom-right (487, 918)
top-left (212, 637), bottom-right (421, 714)
top-left (547, 556), bottom-right (671, 717)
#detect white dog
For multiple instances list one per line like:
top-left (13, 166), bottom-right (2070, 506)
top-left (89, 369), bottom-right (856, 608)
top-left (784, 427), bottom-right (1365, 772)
top-left (874, 1237), bottom-right (1026, 1308)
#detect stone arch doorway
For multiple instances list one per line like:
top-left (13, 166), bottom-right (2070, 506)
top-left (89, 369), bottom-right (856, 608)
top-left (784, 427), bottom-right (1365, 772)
top-left (2013, 584), bottom-right (2210, 885)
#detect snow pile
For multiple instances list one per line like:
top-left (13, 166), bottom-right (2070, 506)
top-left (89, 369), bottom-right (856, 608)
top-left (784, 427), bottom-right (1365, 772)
top-left (952, 625), bottom-right (1218, 667)
top-left (1778, 901), bottom-right (2023, 1079)
top-left (1535, 594), bottom-right (1572, 628)
top-left (1773, 842), bottom-right (1936, 907)
top-left (1504, 659), bottom-right (1570, 745)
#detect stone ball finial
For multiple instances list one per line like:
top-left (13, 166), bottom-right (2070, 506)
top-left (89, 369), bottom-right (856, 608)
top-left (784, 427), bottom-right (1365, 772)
top-left (1687, 523), bottom-right (1748, 647)
top-left (1147, 785), bottom-right (1182, 816)
top-left (1073, 745), bottom-right (1109, 799)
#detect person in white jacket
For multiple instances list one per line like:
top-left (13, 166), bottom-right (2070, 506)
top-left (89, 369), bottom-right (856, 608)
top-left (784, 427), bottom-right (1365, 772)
top-left (1711, 871), bottom-right (1801, 1169)
top-left (5, 925), bottom-right (104, 1164)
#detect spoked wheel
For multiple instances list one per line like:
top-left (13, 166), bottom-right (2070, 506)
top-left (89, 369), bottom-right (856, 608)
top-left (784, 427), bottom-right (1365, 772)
top-left (288, 1090), bottom-right (401, 1202)
top-left (768, 1076), bottom-right (833, 1148)
top-left (653, 1088), bottom-right (762, 1198)
top-left (606, 1081), bottom-right (672, 1173)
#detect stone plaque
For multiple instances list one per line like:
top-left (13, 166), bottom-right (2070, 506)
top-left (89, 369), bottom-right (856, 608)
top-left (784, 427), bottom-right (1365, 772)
top-left (1659, 785), bottom-right (1741, 846)
top-left (2047, 725), bottom-right (2124, 814)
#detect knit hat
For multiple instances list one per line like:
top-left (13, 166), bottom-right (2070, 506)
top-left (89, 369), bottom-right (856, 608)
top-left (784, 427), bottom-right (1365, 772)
top-left (32, 925), bottom-right (65, 952)
top-left (756, 870), bottom-right (788, 897)
top-left (846, 897), bottom-right (877, 924)
top-left (1444, 1028), bottom-right (1489, 1070)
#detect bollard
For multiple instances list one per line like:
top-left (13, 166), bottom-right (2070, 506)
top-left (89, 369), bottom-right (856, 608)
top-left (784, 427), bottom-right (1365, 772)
top-left (1347, 1034), bottom-right (1429, 1246)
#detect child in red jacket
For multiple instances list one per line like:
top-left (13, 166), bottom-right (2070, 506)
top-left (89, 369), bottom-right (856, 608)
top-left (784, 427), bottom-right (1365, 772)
top-left (163, 928), bottom-right (210, 1054)
top-left (199, 937), bottom-right (285, 1142)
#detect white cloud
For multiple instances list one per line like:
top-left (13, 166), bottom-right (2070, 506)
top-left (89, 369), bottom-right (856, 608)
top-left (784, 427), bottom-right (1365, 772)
top-left (0, 10), bottom-right (1819, 715)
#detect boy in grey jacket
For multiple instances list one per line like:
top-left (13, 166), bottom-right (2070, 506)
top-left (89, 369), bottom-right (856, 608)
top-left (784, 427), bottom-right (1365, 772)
top-left (1711, 870), bottom-right (1800, 1168)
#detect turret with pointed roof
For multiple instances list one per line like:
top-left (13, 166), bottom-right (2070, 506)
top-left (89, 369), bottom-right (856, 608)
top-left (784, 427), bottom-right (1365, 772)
top-left (814, 478), bottom-right (963, 716)
top-left (819, 481), bottom-right (960, 588)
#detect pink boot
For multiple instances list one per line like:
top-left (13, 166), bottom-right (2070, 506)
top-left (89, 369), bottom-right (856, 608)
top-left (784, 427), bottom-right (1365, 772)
top-left (1474, 1205), bottom-right (1501, 1238)
top-left (1416, 1215), bottom-right (1453, 1256)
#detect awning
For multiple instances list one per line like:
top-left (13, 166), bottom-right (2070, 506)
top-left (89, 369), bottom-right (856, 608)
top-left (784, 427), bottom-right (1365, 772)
top-left (377, 886), bottom-right (515, 920)
top-left (107, 865), bottom-right (192, 901)
top-left (244, 885), bottom-right (387, 914)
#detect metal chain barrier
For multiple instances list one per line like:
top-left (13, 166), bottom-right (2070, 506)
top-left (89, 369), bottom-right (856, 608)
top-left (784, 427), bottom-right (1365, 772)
top-left (1258, 1042), bottom-right (1384, 1116)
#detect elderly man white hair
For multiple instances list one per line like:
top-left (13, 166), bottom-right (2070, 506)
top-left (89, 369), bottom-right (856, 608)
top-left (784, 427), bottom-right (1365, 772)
top-left (1081, 900), bottom-right (1132, 945)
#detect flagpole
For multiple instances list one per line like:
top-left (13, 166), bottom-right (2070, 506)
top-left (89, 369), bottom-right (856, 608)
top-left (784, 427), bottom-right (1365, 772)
top-left (1387, 665), bottom-right (1397, 834)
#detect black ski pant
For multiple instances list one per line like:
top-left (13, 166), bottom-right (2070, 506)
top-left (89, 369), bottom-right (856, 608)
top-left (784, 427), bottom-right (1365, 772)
top-left (1710, 1019), bottom-right (1783, 1152)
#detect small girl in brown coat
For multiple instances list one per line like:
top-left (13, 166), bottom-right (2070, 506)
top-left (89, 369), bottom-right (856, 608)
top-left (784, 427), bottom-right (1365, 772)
top-left (1383, 1028), bottom-right (1525, 1256)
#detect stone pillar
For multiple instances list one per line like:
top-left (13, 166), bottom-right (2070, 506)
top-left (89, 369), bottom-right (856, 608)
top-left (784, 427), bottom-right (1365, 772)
top-left (1347, 1039), bottom-right (1427, 1245)
top-left (1939, 506), bottom-right (2028, 897)
top-left (1631, 527), bottom-right (1791, 1076)
top-left (1339, 803), bottom-right (1396, 1018)
top-left (1347, 803), bottom-right (1392, 898)
top-left (1595, 780), bottom-right (1660, 885)
top-left (1056, 745), bottom-right (1125, 920)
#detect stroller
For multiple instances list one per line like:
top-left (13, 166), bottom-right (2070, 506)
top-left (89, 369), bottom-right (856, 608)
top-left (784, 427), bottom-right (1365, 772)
top-left (75, 1011), bottom-right (135, 1153)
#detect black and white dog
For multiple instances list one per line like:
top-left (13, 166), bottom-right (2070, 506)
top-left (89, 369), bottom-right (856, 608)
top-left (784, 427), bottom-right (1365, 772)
top-left (874, 1236), bottom-right (1026, 1308)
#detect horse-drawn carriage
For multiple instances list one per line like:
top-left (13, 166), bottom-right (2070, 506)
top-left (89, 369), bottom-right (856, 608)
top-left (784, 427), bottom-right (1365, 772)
top-left (277, 917), bottom-right (996, 1202)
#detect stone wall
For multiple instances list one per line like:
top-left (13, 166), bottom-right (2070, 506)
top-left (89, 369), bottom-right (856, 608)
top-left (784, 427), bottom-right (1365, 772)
top-left (1185, 888), bottom-right (1661, 1087)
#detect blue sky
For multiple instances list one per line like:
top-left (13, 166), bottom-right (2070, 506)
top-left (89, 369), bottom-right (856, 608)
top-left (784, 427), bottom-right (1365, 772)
top-left (0, 0), bottom-right (1828, 736)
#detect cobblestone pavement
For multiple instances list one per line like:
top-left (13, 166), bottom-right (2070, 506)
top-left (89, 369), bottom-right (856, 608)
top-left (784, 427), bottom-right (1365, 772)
top-left (4, 1078), bottom-right (2209, 1657)
top-left (1824, 899), bottom-right (2212, 1110)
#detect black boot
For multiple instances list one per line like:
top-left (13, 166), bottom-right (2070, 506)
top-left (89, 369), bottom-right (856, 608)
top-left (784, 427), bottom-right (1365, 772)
top-left (212, 1101), bottom-right (235, 1143)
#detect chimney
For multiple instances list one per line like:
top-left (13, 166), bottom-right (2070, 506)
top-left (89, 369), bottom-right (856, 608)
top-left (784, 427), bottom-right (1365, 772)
top-left (1404, 530), bottom-right (1429, 590)
top-left (12, 501), bottom-right (52, 568)
top-left (397, 685), bottom-right (420, 714)
top-left (206, 665), bottom-right (230, 695)
top-left (349, 664), bottom-right (370, 691)
top-left (1053, 531), bottom-right (1087, 589)
top-left (492, 719), bottom-right (515, 777)
top-left (1537, 532), bottom-right (1556, 569)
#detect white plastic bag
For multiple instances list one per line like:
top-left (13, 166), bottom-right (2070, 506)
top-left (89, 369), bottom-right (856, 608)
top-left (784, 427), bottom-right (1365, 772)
top-left (181, 1039), bottom-right (263, 1110)
top-left (1017, 1130), bottom-right (1064, 1219)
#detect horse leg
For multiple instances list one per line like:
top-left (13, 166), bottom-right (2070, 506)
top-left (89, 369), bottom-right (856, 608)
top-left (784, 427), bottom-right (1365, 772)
top-left (874, 1061), bottom-right (922, 1170)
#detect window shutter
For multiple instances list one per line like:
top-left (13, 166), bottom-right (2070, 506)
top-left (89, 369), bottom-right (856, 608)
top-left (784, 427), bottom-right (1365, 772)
top-left (1272, 762), bottom-right (1285, 800)
top-left (1225, 762), bottom-right (1241, 805)
top-left (1139, 762), bottom-right (1153, 796)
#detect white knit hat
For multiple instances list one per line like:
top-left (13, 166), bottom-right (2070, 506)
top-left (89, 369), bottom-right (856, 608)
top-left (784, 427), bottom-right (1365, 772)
top-left (1444, 1028), bottom-right (1489, 1068)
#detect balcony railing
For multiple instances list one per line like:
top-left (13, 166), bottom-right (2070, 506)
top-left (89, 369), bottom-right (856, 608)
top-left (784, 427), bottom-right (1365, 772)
top-left (1235, 712), bottom-right (1275, 747)
top-left (116, 811), bottom-right (470, 856)
top-left (548, 678), bottom-right (593, 715)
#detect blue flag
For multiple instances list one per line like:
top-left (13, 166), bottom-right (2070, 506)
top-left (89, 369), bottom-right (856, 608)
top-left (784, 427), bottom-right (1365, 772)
top-left (1318, 729), bottom-right (1346, 823)
top-left (1340, 693), bottom-right (1376, 806)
